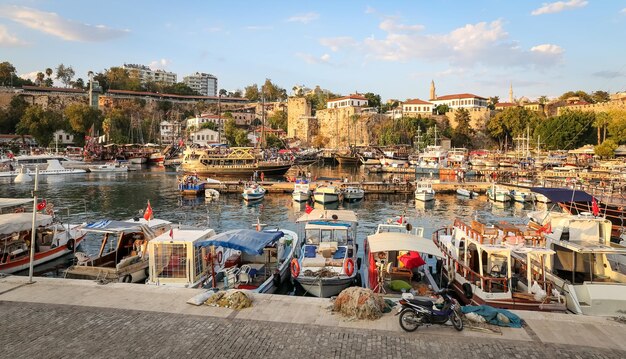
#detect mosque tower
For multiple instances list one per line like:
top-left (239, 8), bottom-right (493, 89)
top-left (429, 80), bottom-right (436, 101)
top-left (509, 83), bottom-right (514, 103)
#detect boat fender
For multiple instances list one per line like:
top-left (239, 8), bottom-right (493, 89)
top-left (462, 282), bottom-right (473, 300)
top-left (272, 271), bottom-right (281, 288)
top-left (66, 238), bottom-right (75, 251)
top-left (217, 251), bottom-right (223, 264)
top-left (290, 258), bottom-right (300, 278)
top-left (122, 274), bottom-right (132, 283)
top-left (353, 272), bottom-right (362, 287)
top-left (344, 258), bottom-right (355, 277)
top-left (356, 257), bottom-right (362, 271)
top-left (144, 267), bottom-right (150, 278)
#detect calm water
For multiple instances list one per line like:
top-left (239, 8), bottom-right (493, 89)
top-left (0, 164), bottom-right (544, 277)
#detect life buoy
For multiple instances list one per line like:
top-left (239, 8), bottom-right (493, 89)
top-left (290, 258), bottom-right (300, 278)
top-left (217, 251), bottom-right (223, 264)
top-left (122, 274), bottom-right (132, 283)
top-left (66, 238), bottom-right (75, 251)
top-left (462, 282), bottom-right (473, 299)
top-left (344, 258), bottom-right (355, 277)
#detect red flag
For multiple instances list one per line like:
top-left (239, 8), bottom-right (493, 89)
top-left (397, 215), bottom-right (404, 224)
top-left (144, 201), bottom-right (153, 221)
top-left (305, 203), bottom-right (313, 214)
top-left (592, 197), bottom-right (599, 217)
top-left (36, 199), bottom-right (47, 211)
top-left (538, 221), bottom-right (551, 234)
top-left (7, 152), bottom-right (14, 159)
top-left (169, 228), bottom-right (173, 239)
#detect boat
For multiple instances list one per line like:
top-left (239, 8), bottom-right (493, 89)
top-left (535, 193), bottom-right (551, 203)
top-left (65, 218), bottom-right (172, 283)
top-left (242, 183), bottom-right (266, 201)
top-left (510, 190), bottom-right (536, 203)
top-left (359, 151), bottom-right (380, 166)
top-left (342, 186), bottom-right (364, 202)
top-left (432, 218), bottom-right (566, 312)
top-left (292, 179), bottom-right (311, 202)
top-left (181, 147), bottom-right (292, 177)
top-left (335, 153), bottom-right (360, 166)
top-left (178, 174), bottom-right (207, 196)
top-left (292, 209), bottom-right (359, 297)
top-left (148, 152), bottom-right (165, 165)
top-left (88, 162), bottom-right (129, 173)
top-left (456, 188), bottom-right (479, 198)
top-left (0, 159), bottom-right (86, 177)
top-left (487, 184), bottom-right (511, 202)
top-left (11, 153), bottom-right (83, 169)
top-left (13, 166), bottom-right (32, 183)
top-left (0, 198), bottom-right (86, 274)
top-left (414, 181), bottom-right (435, 202)
top-left (313, 184), bottom-right (341, 204)
top-left (415, 145), bottom-right (448, 174)
top-left (193, 228), bottom-right (299, 293)
top-left (205, 189), bottom-right (220, 201)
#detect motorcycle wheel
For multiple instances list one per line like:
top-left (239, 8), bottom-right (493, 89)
top-left (450, 311), bottom-right (464, 331)
top-left (399, 309), bottom-right (421, 332)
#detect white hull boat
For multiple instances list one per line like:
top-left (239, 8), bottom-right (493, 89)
top-left (242, 184), bottom-right (266, 201)
top-left (292, 191), bottom-right (310, 202)
top-left (205, 189), bottom-right (220, 200)
top-left (313, 185), bottom-right (340, 204)
top-left (292, 180), bottom-right (311, 202)
top-left (510, 190), bottom-right (536, 203)
top-left (414, 181), bottom-right (435, 202)
top-left (487, 186), bottom-right (511, 202)
top-left (0, 159), bottom-right (86, 177)
top-left (456, 188), bottom-right (478, 198)
top-left (89, 162), bottom-right (129, 173)
top-left (342, 186), bottom-right (364, 202)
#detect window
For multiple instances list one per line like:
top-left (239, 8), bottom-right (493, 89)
top-left (66, 135), bottom-right (70, 140)
top-left (58, 135), bottom-right (62, 140)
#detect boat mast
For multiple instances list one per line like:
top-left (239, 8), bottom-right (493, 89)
top-left (28, 167), bottom-right (40, 283)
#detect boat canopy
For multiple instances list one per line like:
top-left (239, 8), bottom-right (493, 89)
top-left (0, 213), bottom-right (53, 234)
top-left (367, 232), bottom-right (443, 258)
top-left (296, 209), bottom-right (358, 223)
top-left (81, 219), bottom-right (155, 237)
top-left (195, 229), bottom-right (284, 255)
top-left (530, 187), bottom-right (593, 202)
top-left (0, 197), bottom-right (32, 209)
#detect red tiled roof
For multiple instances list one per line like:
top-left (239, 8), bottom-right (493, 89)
top-left (403, 98), bottom-right (432, 105)
top-left (107, 89), bottom-right (247, 101)
top-left (327, 95), bottom-right (368, 103)
top-left (434, 93), bottom-right (486, 101)
top-left (495, 102), bottom-right (517, 107)
top-left (22, 85), bottom-right (85, 93)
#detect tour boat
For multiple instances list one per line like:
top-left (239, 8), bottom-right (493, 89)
top-left (65, 218), bottom-right (171, 283)
top-left (148, 152), bottom-right (165, 164)
top-left (456, 188), bottom-right (479, 198)
top-left (414, 181), bottom-right (435, 202)
top-left (335, 153), bottom-right (360, 166)
top-left (292, 209), bottom-right (359, 297)
top-left (0, 198), bottom-right (86, 274)
top-left (313, 184), bottom-right (341, 204)
top-left (0, 159), bottom-right (86, 177)
top-left (487, 185), bottom-right (511, 202)
top-left (510, 190), bottom-right (536, 203)
top-left (89, 162), bottom-right (129, 173)
top-left (342, 186), bottom-right (364, 202)
top-left (242, 183), bottom-right (266, 201)
top-left (178, 175), bottom-right (207, 196)
top-left (181, 147), bottom-right (292, 177)
top-left (292, 179), bottom-right (311, 202)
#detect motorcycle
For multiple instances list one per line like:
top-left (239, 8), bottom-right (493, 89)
top-left (396, 288), bottom-right (463, 332)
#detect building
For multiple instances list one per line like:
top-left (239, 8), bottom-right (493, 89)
top-left (494, 102), bottom-right (517, 110)
top-left (189, 128), bottom-right (219, 146)
top-left (122, 64), bottom-right (177, 86)
top-left (230, 111), bottom-right (255, 126)
top-left (402, 98), bottom-right (433, 117)
top-left (431, 93), bottom-right (488, 109)
top-left (52, 130), bottom-right (75, 146)
top-left (326, 94), bottom-right (368, 109)
top-left (159, 120), bottom-right (183, 145)
top-left (182, 72), bottom-right (218, 96)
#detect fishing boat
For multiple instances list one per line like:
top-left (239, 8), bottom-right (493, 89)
top-left (178, 174), bottom-right (207, 196)
top-left (342, 186), bottom-right (364, 202)
top-left (292, 209), bottom-right (359, 297)
top-left (0, 198), bottom-right (86, 274)
top-left (414, 181), bottom-right (435, 202)
top-left (65, 218), bottom-right (171, 283)
top-left (487, 185), bottom-right (511, 202)
top-left (181, 147), bottom-right (292, 177)
top-left (242, 183), bottom-right (266, 201)
top-left (313, 184), bottom-right (341, 204)
top-left (193, 228), bottom-right (299, 293)
top-left (510, 190), bottom-right (536, 203)
top-left (335, 153), bottom-right (360, 166)
top-left (88, 161), bottom-right (129, 173)
top-left (456, 188), bottom-right (479, 198)
top-left (292, 179), bottom-right (311, 202)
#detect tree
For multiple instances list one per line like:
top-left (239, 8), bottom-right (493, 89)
top-left (487, 107), bottom-right (542, 150)
top-left (559, 90), bottom-right (593, 103)
top-left (234, 130), bottom-right (250, 146)
top-left (451, 108), bottom-right (474, 148)
top-left (0, 96), bottom-right (30, 133)
top-left (55, 64), bottom-right (75, 87)
top-left (267, 110), bottom-right (287, 131)
top-left (363, 92), bottom-right (381, 111)
top-left (45, 68), bottom-right (52, 78)
top-left (105, 67), bottom-right (141, 91)
top-left (0, 61), bottom-right (16, 86)
top-left (434, 104), bottom-right (450, 115)
top-left (244, 84), bottom-right (260, 101)
top-left (260, 79), bottom-right (287, 102)
top-left (607, 109), bottom-right (626, 144)
top-left (534, 110), bottom-right (596, 150)
top-left (487, 96), bottom-right (500, 110)
top-left (36, 72), bottom-right (45, 86)
top-left (594, 112), bottom-right (610, 144)
top-left (594, 139), bottom-right (617, 158)
top-left (265, 134), bottom-right (284, 149)
top-left (591, 90), bottom-right (610, 103)
top-left (538, 95), bottom-right (549, 105)
top-left (72, 78), bottom-right (85, 89)
top-left (64, 103), bottom-right (103, 136)
top-left (232, 90), bottom-right (242, 98)
top-left (16, 105), bottom-right (64, 147)
top-left (224, 119), bottom-right (239, 146)
top-left (219, 89), bottom-right (228, 97)
top-left (200, 122), bottom-right (217, 131)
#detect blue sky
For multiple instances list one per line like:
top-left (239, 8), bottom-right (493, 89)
top-left (1, 0), bottom-right (625, 102)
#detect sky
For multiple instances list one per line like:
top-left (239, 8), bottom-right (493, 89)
top-left (1, 0), bottom-right (625, 102)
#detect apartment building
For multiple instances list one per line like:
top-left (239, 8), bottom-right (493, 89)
top-left (182, 72), bottom-right (218, 96)
top-left (122, 64), bottom-right (177, 85)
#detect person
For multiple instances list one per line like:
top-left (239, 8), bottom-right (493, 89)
top-left (260, 172), bottom-right (265, 182)
top-left (307, 171), bottom-right (311, 181)
top-left (253, 170), bottom-right (259, 181)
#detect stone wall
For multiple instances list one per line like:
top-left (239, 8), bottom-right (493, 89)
top-left (0, 88), bottom-right (88, 111)
top-left (315, 107), bottom-right (385, 149)
top-left (287, 97), bottom-right (312, 139)
top-left (444, 107), bottom-right (493, 130)
top-left (556, 99), bottom-right (626, 116)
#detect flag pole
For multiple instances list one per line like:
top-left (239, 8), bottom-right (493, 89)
top-left (28, 166), bottom-right (39, 284)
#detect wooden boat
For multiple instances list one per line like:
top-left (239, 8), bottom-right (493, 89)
top-left (181, 147), bottom-right (292, 177)
top-left (335, 154), bottom-right (360, 166)
top-left (242, 183), bottom-right (266, 201)
top-left (292, 209), bottom-right (359, 297)
top-left (292, 179), bottom-right (311, 202)
top-left (313, 184), bottom-right (340, 204)
top-left (456, 188), bottom-right (478, 198)
top-left (414, 181), bottom-right (435, 202)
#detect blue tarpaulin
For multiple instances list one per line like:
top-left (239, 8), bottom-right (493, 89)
top-left (307, 221), bottom-right (351, 227)
top-left (461, 305), bottom-right (523, 328)
top-left (530, 187), bottom-right (594, 203)
top-left (195, 229), bottom-right (284, 255)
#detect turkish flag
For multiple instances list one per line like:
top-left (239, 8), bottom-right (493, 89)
top-left (36, 199), bottom-right (47, 211)
top-left (144, 200), bottom-right (153, 221)
top-left (538, 221), bottom-right (552, 234)
top-left (305, 203), bottom-right (313, 214)
top-left (169, 228), bottom-right (173, 239)
top-left (592, 197), bottom-right (599, 217)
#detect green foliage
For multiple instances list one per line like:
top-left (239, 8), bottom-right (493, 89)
top-left (534, 110), bottom-right (596, 150)
top-left (363, 93), bottom-right (381, 111)
top-left (265, 134), bottom-right (284, 149)
top-left (55, 64), bottom-right (75, 88)
top-left (244, 84), bottom-right (260, 101)
top-left (72, 78), bottom-right (85, 89)
top-left (305, 90), bottom-right (341, 113)
top-left (594, 112), bottom-right (610, 144)
top-left (607, 109), bottom-right (626, 144)
top-left (106, 67), bottom-right (141, 91)
top-left (64, 103), bottom-right (103, 140)
top-left (0, 96), bottom-right (30, 133)
top-left (538, 96), bottom-right (549, 104)
top-left (434, 104), bottom-right (450, 115)
top-left (488, 96), bottom-right (500, 110)
top-left (0, 61), bottom-right (16, 85)
top-left (200, 122), bottom-right (217, 131)
top-left (261, 79), bottom-right (287, 102)
top-left (224, 119), bottom-right (249, 146)
top-left (487, 107), bottom-right (542, 149)
top-left (234, 130), bottom-right (250, 146)
top-left (16, 105), bottom-right (64, 147)
top-left (267, 110), bottom-right (287, 131)
top-left (102, 108), bottom-right (131, 144)
top-left (594, 139), bottom-right (617, 158)
top-left (591, 91), bottom-right (610, 103)
top-left (163, 82), bottom-right (199, 95)
top-left (376, 116), bottom-right (439, 146)
top-left (559, 90), bottom-right (593, 103)
top-left (219, 89), bottom-right (228, 96)
top-left (451, 108), bottom-right (475, 148)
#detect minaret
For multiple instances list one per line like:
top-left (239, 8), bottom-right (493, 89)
top-left (429, 80), bottom-right (436, 101)
top-left (509, 83), bottom-right (513, 103)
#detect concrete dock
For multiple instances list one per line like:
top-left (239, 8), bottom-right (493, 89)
top-left (1, 275), bottom-right (625, 358)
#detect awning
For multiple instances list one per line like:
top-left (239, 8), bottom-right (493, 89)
top-left (195, 229), bottom-right (284, 255)
top-left (0, 213), bottom-right (53, 234)
top-left (366, 232), bottom-right (443, 258)
top-left (0, 198), bottom-right (33, 209)
top-left (82, 220), bottom-right (146, 233)
top-left (296, 209), bottom-right (358, 223)
top-left (530, 187), bottom-right (593, 202)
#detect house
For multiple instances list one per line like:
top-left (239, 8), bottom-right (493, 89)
top-left (326, 94), bottom-right (368, 109)
top-left (186, 114), bottom-right (221, 131)
top-left (431, 93), bottom-right (488, 109)
top-left (160, 120), bottom-right (182, 145)
top-left (189, 128), bottom-right (219, 146)
top-left (494, 102), bottom-right (517, 110)
top-left (52, 130), bottom-right (75, 145)
top-left (402, 98), bottom-right (433, 116)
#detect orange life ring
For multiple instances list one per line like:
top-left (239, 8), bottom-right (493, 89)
top-left (290, 258), bottom-right (300, 278)
top-left (344, 258), bottom-right (355, 277)
top-left (217, 250), bottom-right (223, 264)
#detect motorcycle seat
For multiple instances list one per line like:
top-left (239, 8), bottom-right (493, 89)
top-left (408, 298), bottom-right (433, 307)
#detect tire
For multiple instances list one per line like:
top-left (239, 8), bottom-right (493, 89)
top-left (66, 238), bottom-right (75, 251)
top-left (122, 274), bottom-right (132, 283)
top-left (451, 311), bottom-right (464, 331)
top-left (399, 309), bottom-right (421, 332)
top-left (462, 282), bottom-right (473, 300)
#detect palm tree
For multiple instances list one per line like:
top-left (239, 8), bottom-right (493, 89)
top-left (36, 72), bottom-right (45, 86)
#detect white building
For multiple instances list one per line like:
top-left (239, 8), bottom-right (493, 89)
top-left (122, 64), bottom-right (177, 86)
top-left (326, 94), bottom-right (368, 109)
top-left (182, 72), bottom-right (218, 96)
top-left (190, 128), bottom-right (219, 146)
top-left (159, 120), bottom-right (182, 145)
top-left (402, 98), bottom-right (434, 116)
top-left (430, 93), bottom-right (488, 109)
top-left (53, 130), bottom-right (75, 145)
top-left (186, 114), bottom-right (221, 131)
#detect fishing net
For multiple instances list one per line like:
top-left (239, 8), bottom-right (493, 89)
top-left (303, 268), bottom-right (337, 278)
top-left (332, 287), bottom-right (387, 320)
top-left (205, 290), bottom-right (252, 310)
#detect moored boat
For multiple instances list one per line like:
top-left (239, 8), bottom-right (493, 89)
top-left (181, 147), bottom-right (292, 177)
top-left (510, 190), bottom-right (536, 203)
top-left (487, 185), bottom-right (511, 202)
top-left (178, 174), bottom-right (207, 196)
top-left (313, 184), bottom-right (341, 204)
top-left (292, 179), bottom-right (311, 202)
top-left (414, 181), bottom-right (435, 202)
top-left (342, 186), bottom-right (364, 202)
top-left (242, 183), bottom-right (266, 201)
top-left (89, 161), bottom-right (129, 173)
top-left (456, 188), bottom-right (479, 198)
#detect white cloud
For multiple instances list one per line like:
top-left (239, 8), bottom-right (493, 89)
top-left (149, 59), bottom-right (171, 71)
top-left (0, 5), bottom-right (129, 42)
top-left (287, 12), bottom-right (319, 24)
top-left (531, 0), bottom-right (588, 16)
top-left (19, 71), bottom-right (39, 82)
top-left (531, 44), bottom-right (564, 54)
top-left (593, 70), bottom-right (625, 78)
top-left (0, 24), bottom-right (25, 46)
top-left (319, 36), bottom-right (357, 52)
top-left (379, 18), bottom-right (424, 33)
top-left (296, 53), bottom-right (331, 65)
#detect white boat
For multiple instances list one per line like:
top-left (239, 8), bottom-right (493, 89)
top-left (89, 162), bottom-right (129, 173)
top-left (65, 218), bottom-right (172, 283)
top-left (510, 190), bottom-right (536, 203)
top-left (13, 166), bottom-right (32, 183)
top-left (535, 193), bottom-right (551, 203)
top-left (292, 179), bottom-right (311, 202)
top-left (342, 186), bottom-right (364, 202)
top-left (313, 184), bottom-right (340, 204)
top-left (487, 185), bottom-right (511, 202)
top-left (242, 183), bottom-right (266, 201)
top-left (292, 209), bottom-right (359, 297)
top-left (456, 188), bottom-right (479, 198)
top-left (205, 189), bottom-right (220, 201)
top-left (12, 153), bottom-right (83, 169)
top-left (0, 159), bottom-right (86, 177)
top-left (414, 181), bottom-right (435, 202)
top-left (0, 198), bottom-right (86, 274)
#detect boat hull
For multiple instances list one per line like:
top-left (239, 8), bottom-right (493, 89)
top-left (0, 235), bottom-right (85, 274)
top-left (295, 276), bottom-right (354, 298)
top-left (335, 155), bottom-right (359, 165)
top-left (182, 163), bottom-right (292, 177)
top-left (415, 192), bottom-right (434, 202)
top-left (292, 191), bottom-right (310, 202)
top-left (313, 192), bottom-right (339, 204)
